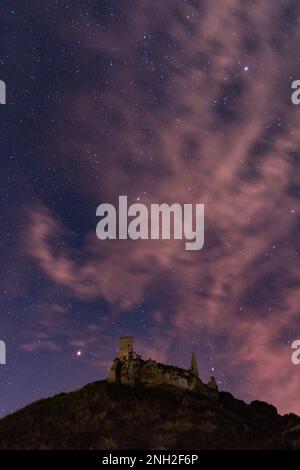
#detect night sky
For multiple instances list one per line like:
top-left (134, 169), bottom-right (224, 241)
top-left (1, 0), bottom-right (300, 417)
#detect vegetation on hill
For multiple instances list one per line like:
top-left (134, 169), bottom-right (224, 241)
top-left (0, 380), bottom-right (299, 449)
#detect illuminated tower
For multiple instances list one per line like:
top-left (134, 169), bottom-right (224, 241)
top-left (118, 336), bottom-right (134, 361)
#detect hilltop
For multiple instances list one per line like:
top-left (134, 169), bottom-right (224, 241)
top-left (0, 380), bottom-right (300, 450)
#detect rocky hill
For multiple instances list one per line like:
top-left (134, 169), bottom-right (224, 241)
top-left (0, 380), bottom-right (300, 450)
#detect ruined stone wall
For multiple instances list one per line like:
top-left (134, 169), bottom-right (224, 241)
top-left (108, 355), bottom-right (218, 399)
top-left (139, 361), bottom-right (191, 389)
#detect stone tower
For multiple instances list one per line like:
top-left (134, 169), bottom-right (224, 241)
top-left (191, 352), bottom-right (199, 378)
top-left (118, 336), bottom-right (134, 361)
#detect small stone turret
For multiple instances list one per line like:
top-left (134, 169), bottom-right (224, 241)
top-left (191, 352), bottom-right (199, 378)
top-left (207, 376), bottom-right (218, 390)
top-left (207, 376), bottom-right (219, 398)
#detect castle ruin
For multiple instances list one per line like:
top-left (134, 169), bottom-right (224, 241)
top-left (108, 336), bottom-right (218, 399)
